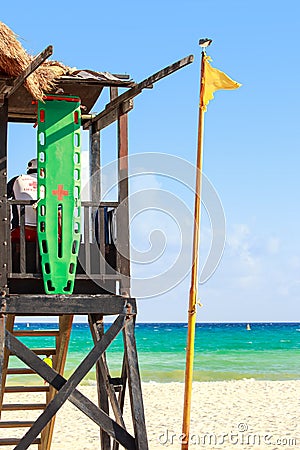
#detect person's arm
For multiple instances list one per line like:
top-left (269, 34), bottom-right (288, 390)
top-left (7, 176), bottom-right (19, 229)
top-left (7, 176), bottom-right (18, 199)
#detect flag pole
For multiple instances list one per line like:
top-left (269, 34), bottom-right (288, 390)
top-left (181, 48), bottom-right (206, 450)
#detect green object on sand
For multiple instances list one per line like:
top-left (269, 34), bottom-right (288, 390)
top-left (37, 95), bottom-right (81, 294)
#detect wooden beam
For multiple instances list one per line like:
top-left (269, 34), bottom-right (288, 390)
top-left (84, 54), bottom-right (194, 131)
top-left (0, 96), bottom-right (10, 402)
top-left (89, 314), bottom-right (111, 449)
top-left (5, 295), bottom-right (136, 315)
top-left (6, 316), bottom-right (136, 449)
top-left (12, 330), bottom-right (59, 337)
top-left (0, 313), bottom-right (6, 418)
top-left (112, 355), bottom-right (128, 450)
top-left (123, 317), bottom-right (149, 450)
top-left (117, 110), bottom-right (131, 296)
top-left (85, 98), bottom-right (133, 132)
top-left (42, 315), bottom-right (73, 450)
top-left (89, 314), bottom-right (127, 428)
top-left (1, 45), bottom-right (53, 99)
top-left (0, 314), bottom-right (13, 415)
top-left (0, 97), bottom-right (9, 293)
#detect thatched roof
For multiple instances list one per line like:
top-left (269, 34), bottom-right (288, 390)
top-left (0, 22), bottom-right (134, 121)
top-left (0, 21), bottom-right (70, 100)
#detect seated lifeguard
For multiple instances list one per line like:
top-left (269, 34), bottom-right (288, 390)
top-left (7, 158), bottom-right (38, 242)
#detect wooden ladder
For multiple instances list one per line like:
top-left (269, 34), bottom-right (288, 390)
top-left (0, 315), bottom-right (73, 449)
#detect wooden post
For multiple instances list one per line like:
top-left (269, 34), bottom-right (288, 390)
top-left (117, 110), bottom-right (131, 296)
top-left (0, 98), bottom-right (8, 413)
top-left (123, 317), bottom-right (148, 450)
top-left (0, 97), bottom-right (8, 293)
top-left (89, 314), bottom-right (111, 449)
top-left (117, 88), bottom-right (149, 450)
top-left (89, 123), bottom-right (101, 207)
top-left (89, 109), bottom-right (112, 448)
top-left (42, 315), bottom-right (73, 450)
top-left (0, 315), bottom-right (14, 415)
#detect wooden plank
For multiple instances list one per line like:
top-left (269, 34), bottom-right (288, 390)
top-left (13, 330), bottom-right (59, 337)
top-left (0, 421), bottom-right (35, 428)
top-left (9, 273), bottom-right (121, 280)
top-left (4, 45), bottom-right (53, 98)
top-left (8, 200), bottom-right (118, 207)
top-left (84, 54), bottom-right (194, 131)
top-left (30, 348), bottom-right (56, 356)
top-left (123, 317), bottom-right (148, 450)
top-left (84, 201), bottom-right (119, 208)
top-left (2, 404), bottom-right (46, 411)
top-left (90, 99), bottom-right (133, 132)
top-left (107, 54), bottom-right (194, 110)
top-left (7, 368), bottom-right (35, 375)
top-left (5, 386), bottom-right (49, 393)
top-left (5, 295), bottom-right (136, 315)
top-left (6, 318), bottom-right (136, 449)
top-left (0, 437), bottom-right (41, 445)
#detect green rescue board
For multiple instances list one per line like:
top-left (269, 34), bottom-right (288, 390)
top-left (37, 95), bottom-right (81, 294)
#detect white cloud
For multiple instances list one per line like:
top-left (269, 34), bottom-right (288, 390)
top-left (266, 237), bottom-right (280, 255)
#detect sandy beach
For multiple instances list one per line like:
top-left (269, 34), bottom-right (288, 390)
top-left (1, 379), bottom-right (299, 449)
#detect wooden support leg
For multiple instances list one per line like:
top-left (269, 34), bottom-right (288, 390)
top-left (0, 97), bottom-right (8, 419)
top-left (89, 314), bottom-right (111, 450)
top-left (0, 313), bottom-right (6, 418)
top-left (6, 328), bottom-right (136, 449)
top-left (112, 356), bottom-right (128, 450)
top-left (6, 315), bottom-right (135, 450)
top-left (0, 314), bottom-right (14, 413)
top-left (89, 316), bottom-right (126, 428)
top-left (123, 317), bottom-right (148, 450)
top-left (41, 315), bottom-right (73, 450)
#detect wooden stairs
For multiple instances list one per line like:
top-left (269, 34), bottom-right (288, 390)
top-left (0, 314), bottom-right (73, 449)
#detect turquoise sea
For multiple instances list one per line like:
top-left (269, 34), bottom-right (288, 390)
top-left (8, 322), bottom-right (300, 384)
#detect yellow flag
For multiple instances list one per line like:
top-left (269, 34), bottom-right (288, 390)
top-left (201, 54), bottom-right (241, 111)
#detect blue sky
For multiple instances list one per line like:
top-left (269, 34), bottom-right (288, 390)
top-left (3, 1), bottom-right (300, 322)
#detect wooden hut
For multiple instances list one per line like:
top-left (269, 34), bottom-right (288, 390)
top-left (0, 21), bottom-right (193, 449)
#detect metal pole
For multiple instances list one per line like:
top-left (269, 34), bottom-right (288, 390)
top-left (181, 50), bottom-right (206, 450)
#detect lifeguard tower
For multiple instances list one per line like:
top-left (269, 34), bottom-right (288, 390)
top-left (0, 32), bottom-right (193, 449)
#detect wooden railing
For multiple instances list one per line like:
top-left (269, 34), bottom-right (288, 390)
top-left (7, 200), bottom-right (122, 293)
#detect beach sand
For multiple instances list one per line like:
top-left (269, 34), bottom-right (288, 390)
top-left (1, 380), bottom-right (299, 449)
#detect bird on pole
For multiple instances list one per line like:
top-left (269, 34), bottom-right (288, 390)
top-left (199, 38), bottom-right (213, 48)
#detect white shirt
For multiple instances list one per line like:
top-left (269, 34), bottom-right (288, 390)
top-left (13, 174), bottom-right (37, 226)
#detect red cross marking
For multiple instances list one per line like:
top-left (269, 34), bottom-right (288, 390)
top-left (29, 181), bottom-right (37, 189)
top-left (52, 184), bottom-right (69, 201)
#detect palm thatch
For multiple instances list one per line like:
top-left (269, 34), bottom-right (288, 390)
top-left (0, 21), bottom-right (71, 100)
